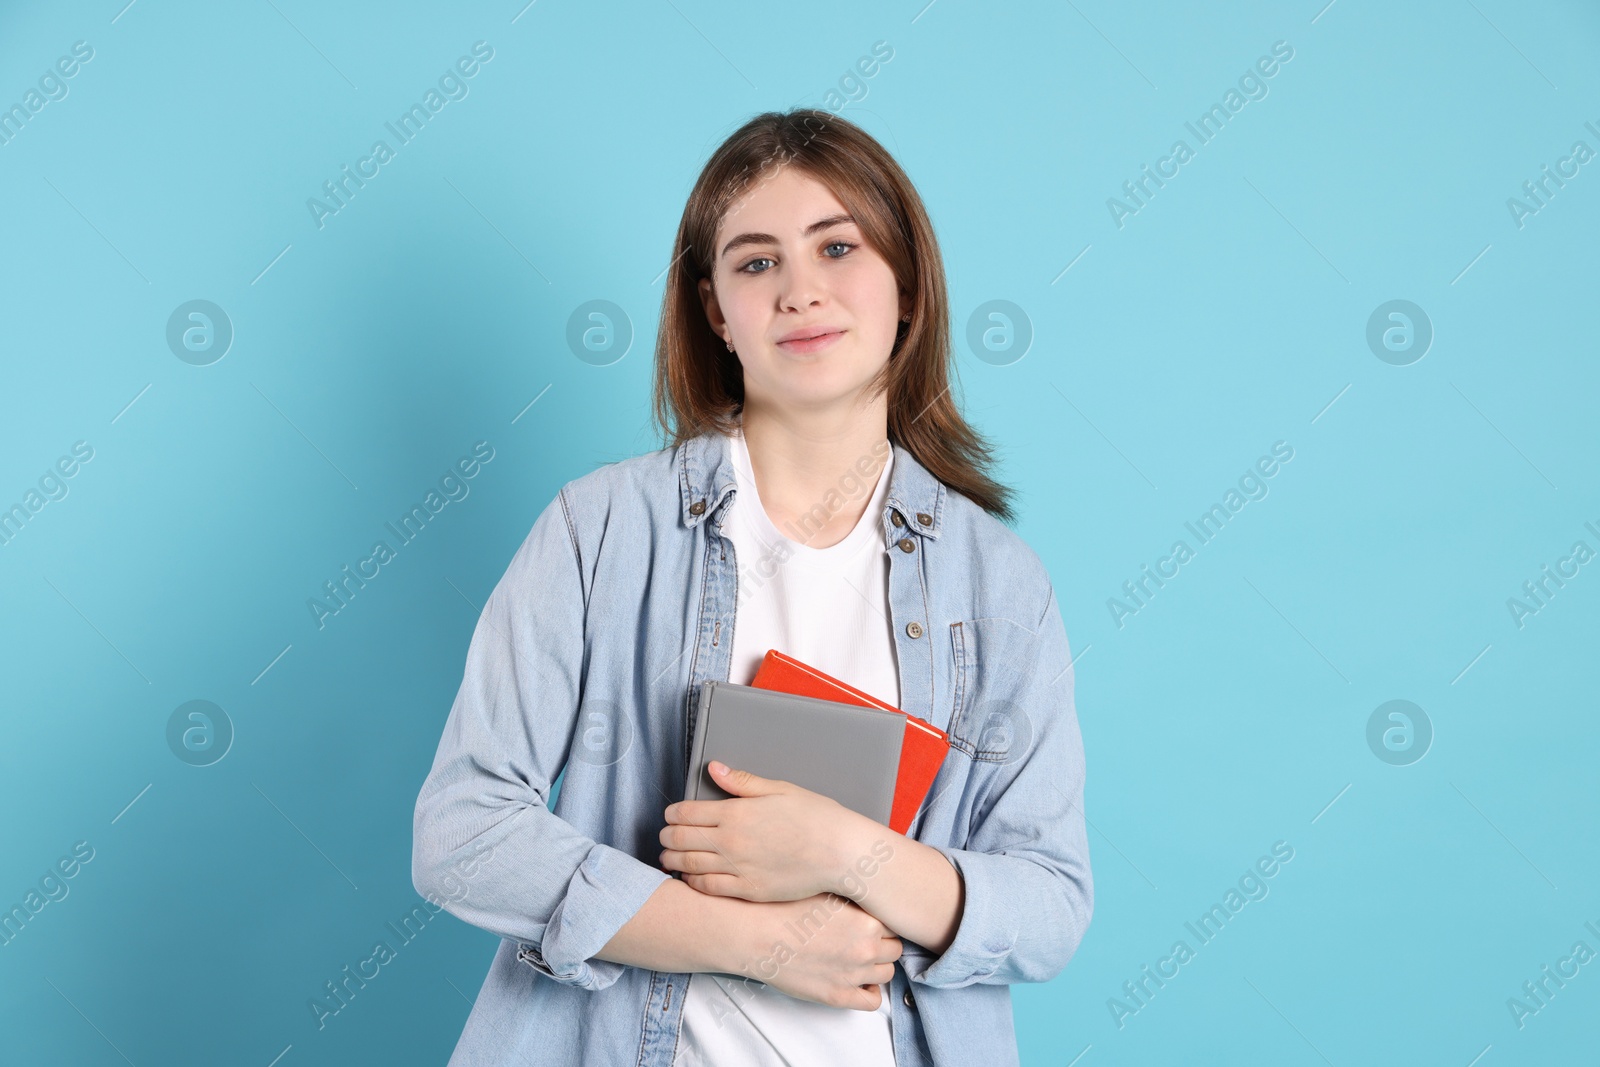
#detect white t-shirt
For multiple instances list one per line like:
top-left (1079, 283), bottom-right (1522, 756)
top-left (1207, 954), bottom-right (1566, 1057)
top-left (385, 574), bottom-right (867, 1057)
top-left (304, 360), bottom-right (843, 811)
top-left (675, 427), bottom-right (900, 1066)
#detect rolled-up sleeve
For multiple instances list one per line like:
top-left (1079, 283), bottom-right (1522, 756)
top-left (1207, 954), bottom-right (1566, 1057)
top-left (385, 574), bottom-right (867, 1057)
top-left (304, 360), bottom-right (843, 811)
top-left (903, 585), bottom-right (1094, 989)
top-left (411, 486), bottom-right (670, 991)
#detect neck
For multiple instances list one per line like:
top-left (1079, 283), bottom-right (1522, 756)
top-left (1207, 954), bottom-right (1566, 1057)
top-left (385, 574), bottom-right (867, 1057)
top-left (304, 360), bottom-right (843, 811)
top-left (737, 396), bottom-right (891, 549)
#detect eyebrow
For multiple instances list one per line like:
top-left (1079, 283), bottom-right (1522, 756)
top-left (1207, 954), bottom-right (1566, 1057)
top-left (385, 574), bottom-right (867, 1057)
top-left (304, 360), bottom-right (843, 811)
top-left (719, 213), bottom-right (857, 260)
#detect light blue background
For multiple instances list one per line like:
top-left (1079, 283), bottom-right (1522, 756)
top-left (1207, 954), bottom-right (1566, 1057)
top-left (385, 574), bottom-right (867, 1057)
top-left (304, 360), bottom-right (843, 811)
top-left (2, 1), bottom-right (1596, 1064)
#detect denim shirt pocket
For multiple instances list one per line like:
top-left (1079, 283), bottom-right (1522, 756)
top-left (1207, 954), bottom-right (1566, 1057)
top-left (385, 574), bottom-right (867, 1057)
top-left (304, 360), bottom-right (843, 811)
top-left (946, 616), bottom-right (1042, 767)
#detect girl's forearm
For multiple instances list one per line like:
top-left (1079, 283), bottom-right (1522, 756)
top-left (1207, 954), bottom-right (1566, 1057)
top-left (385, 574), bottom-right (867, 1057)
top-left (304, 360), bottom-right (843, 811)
top-left (595, 875), bottom-right (764, 978)
top-left (831, 825), bottom-right (964, 955)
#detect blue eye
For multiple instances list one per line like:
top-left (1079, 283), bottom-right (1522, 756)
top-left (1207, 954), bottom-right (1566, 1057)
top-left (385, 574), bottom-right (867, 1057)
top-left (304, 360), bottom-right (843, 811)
top-left (735, 241), bottom-right (857, 275)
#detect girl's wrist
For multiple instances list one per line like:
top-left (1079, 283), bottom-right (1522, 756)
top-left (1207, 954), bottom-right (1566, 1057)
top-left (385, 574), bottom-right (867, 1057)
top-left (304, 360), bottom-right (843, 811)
top-left (717, 895), bottom-right (788, 980)
top-left (821, 814), bottom-right (893, 901)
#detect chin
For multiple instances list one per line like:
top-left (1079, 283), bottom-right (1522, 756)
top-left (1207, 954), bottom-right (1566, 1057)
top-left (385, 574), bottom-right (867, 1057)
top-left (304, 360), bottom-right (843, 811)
top-left (749, 350), bottom-right (887, 406)
top-left (771, 384), bottom-right (878, 415)
top-left (788, 357), bottom-right (869, 385)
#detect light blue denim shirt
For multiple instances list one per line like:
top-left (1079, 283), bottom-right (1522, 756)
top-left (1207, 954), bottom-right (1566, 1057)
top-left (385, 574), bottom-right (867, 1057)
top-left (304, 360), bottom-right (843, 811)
top-left (412, 428), bottom-right (1093, 1066)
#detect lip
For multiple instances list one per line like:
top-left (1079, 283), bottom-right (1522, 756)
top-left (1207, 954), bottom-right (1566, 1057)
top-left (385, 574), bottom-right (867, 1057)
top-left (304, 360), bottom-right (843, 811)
top-left (776, 327), bottom-right (845, 353)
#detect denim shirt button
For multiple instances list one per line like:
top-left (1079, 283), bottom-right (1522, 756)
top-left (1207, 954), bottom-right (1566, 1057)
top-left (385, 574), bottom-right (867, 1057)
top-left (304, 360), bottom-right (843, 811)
top-left (689, 499), bottom-right (706, 515)
top-left (897, 537), bottom-right (915, 552)
top-left (903, 988), bottom-right (915, 1007)
top-left (891, 511), bottom-right (904, 527)
top-left (917, 512), bottom-right (932, 526)
top-left (905, 621), bottom-right (923, 639)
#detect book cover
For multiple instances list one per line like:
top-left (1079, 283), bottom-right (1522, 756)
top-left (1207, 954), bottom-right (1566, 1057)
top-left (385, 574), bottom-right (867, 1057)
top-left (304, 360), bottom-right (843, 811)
top-left (749, 648), bottom-right (949, 836)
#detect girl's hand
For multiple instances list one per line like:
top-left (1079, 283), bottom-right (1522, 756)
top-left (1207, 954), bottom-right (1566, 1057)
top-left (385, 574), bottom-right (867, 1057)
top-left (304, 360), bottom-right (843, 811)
top-left (727, 892), bottom-right (903, 1011)
top-left (659, 761), bottom-right (872, 902)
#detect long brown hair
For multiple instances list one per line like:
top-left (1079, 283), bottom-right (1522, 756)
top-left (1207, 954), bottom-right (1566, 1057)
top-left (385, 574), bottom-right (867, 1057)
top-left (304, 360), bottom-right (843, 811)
top-left (650, 108), bottom-right (1015, 524)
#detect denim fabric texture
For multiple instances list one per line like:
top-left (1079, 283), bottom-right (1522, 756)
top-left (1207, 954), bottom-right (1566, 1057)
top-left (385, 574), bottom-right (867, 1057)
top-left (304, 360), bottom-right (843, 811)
top-left (411, 428), bottom-right (1094, 1066)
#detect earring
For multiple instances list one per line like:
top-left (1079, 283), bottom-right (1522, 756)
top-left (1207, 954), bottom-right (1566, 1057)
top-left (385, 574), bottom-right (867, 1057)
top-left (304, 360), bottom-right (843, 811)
top-left (901, 313), bottom-right (911, 322)
top-left (725, 339), bottom-right (734, 352)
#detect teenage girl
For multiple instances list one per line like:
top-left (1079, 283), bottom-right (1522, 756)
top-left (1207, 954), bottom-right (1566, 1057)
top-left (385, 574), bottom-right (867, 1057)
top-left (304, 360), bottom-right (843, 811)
top-left (412, 109), bottom-right (1092, 1067)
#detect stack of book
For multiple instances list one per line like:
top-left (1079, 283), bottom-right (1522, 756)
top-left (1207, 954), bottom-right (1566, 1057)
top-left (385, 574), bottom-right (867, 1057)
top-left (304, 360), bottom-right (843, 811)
top-left (683, 649), bottom-right (950, 835)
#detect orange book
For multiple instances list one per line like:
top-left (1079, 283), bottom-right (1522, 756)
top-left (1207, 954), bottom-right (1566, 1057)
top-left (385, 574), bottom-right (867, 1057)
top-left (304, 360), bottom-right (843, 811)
top-left (749, 649), bottom-right (949, 836)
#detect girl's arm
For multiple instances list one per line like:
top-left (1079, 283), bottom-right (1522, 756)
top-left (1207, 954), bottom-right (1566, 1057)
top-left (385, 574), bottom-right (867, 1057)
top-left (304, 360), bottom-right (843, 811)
top-left (413, 489), bottom-right (673, 992)
top-left (769, 582), bottom-right (1094, 987)
top-left (890, 583), bottom-right (1093, 989)
top-left (593, 875), bottom-right (758, 975)
top-left (822, 827), bottom-right (966, 957)
top-left (598, 878), bottom-right (906, 1011)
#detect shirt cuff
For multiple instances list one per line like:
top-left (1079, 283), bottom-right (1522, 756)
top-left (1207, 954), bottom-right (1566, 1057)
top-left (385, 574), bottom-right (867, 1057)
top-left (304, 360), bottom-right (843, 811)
top-left (516, 840), bottom-right (672, 991)
top-left (900, 845), bottom-right (1019, 988)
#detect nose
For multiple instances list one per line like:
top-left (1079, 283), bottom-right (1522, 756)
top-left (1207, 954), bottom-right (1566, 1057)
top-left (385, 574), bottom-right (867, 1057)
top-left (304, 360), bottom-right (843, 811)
top-left (777, 249), bottom-right (826, 314)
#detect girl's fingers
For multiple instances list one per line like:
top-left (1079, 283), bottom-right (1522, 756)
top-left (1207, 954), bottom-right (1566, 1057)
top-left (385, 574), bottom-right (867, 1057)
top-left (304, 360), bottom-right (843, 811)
top-left (662, 849), bottom-right (733, 876)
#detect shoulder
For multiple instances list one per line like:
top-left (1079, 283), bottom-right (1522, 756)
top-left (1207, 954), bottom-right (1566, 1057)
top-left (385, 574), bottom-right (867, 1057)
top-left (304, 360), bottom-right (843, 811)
top-left (552, 442), bottom-right (683, 529)
top-left (936, 486), bottom-right (1057, 629)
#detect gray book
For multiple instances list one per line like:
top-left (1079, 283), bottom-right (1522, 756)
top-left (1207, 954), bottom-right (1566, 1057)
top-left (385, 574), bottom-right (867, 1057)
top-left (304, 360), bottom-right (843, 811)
top-left (683, 680), bottom-right (906, 824)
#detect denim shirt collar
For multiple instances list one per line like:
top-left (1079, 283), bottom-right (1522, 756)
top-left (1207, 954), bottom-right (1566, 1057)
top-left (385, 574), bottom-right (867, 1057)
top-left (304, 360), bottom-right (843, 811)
top-left (676, 427), bottom-right (945, 541)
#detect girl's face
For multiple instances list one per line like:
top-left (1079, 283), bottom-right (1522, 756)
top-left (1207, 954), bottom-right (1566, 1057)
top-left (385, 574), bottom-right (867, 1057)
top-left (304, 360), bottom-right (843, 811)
top-left (698, 167), bottom-right (907, 419)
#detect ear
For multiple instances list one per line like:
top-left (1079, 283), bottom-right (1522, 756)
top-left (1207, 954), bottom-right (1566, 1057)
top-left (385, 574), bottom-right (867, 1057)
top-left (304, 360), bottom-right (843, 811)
top-left (698, 277), bottom-right (728, 343)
